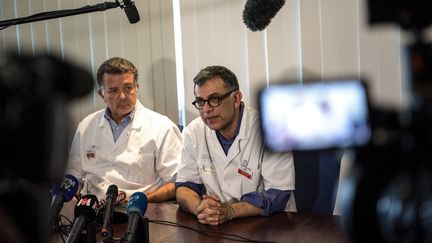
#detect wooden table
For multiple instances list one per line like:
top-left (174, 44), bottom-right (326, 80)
top-left (55, 202), bottom-right (349, 243)
top-left (145, 203), bottom-right (347, 243)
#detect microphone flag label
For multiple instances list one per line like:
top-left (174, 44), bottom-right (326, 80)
top-left (61, 176), bottom-right (77, 192)
top-left (116, 190), bottom-right (127, 204)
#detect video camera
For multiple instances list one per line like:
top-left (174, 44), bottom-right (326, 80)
top-left (0, 52), bottom-right (93, 243)
top-left (0, 52), bottom-right (93, 183)
top-left (258, 1), bottom-right (432, 242)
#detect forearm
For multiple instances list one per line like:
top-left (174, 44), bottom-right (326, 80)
top-left (176, 186), bottom-right (202, 215)
top-left (147, 182), bottom-right (175, 203)
top-left (196, 198), bottom-right (263, 225)
top-left (230, 201), bottom-right (263, 219)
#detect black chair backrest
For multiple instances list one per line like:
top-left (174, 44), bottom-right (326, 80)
top-left (293, 150), bottom-right (343, 214)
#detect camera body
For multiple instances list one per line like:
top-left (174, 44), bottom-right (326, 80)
top-left (0, 52), bottom-right (93, 243)
top-left (258, 1), bottom-right (432, 242)
top-left (0, 53), bottom-right (93, 183)
top-left (258, 78), bottom-right (432, 243)
top-left (341, 104), bottom-right (432, 243)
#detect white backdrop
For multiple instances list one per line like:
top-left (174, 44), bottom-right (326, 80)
top-left (0, 0), bottom-right (411, 126)
top-left (179, 0), bottom-right (408, 124)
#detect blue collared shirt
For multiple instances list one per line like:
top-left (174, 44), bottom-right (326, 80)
top-left (215, 104), bottom-right (244, 155)
top-left (104, 108), bottom-right (134, 142)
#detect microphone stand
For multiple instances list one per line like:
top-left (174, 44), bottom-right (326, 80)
top-left (86, 222), bottom-right (97, 243)
top-left (76, 222), bottom-right (97, 243)
top-left (0, 1), bottom-right (120, 28)
top-left (120, 217), bottom-right (149, 243)
top-left (102, 225), bottom-right (115, 243)
top-left (135, 217), bottom-right (149, 243)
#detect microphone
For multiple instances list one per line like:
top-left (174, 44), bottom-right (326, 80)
top-left (66, 195), bottom-right (99, 243)
top-left (122, 0), bottom-right (140, 24)
top-left (101, 184), bottom-right (118, 237)
top-left (242, 0), bottom-right (286, 31)
top-left (49, 174), bottom-right (79, 232)
top-left (117, 190), bottom-right (127, 204)
top-left (122, 192), bottom-right (148, 243)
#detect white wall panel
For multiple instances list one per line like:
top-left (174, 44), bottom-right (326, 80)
top-left (148, 0), bottom-right (178, 123)
top-left (43, 1), bottom-right (64, 55)
top-left (357, 0), bottom-right (405, 108)
top-left (299, 0), bottom-right (324, 79)
top-left (179, 0), bottom-right (247, 123)
top-left (244, 31), bottom-right (266, 109)
top-left (1, 1), bottom-right (21, 53)
top-left (337, 0), bottom-right (362, 78)
top-left (267, 0), bottom-right (302, 83)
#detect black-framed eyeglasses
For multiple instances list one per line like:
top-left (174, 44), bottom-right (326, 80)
top-left (192, 89), bottom-right (238, 110)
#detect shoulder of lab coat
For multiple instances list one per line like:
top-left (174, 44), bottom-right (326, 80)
top-left (66, 107), bottom-right (106, 181)
top-left (132, 100), bottom-right (183, 182)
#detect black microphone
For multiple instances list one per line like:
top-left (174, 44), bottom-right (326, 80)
top-left (49, 174), bottom-right (79, 232)
top-left (101, 185), bottom-right (118, 237)
top-left (66, 195), bottom-right (99, 243)
top-left (242, 0), bottom-right (286, 31)
top-left (122, 192), bottom-right (148, 243)
top-left (123, 0), bottom-right (140, 24)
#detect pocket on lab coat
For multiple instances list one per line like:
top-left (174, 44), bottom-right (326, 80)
top-left (197, 159), bottom-right (217, 177)
top-left (197, 159), bottom-right (219, 194)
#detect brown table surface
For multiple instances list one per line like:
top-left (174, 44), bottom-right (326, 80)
top-left (55, 202), bottom-right (349, 243)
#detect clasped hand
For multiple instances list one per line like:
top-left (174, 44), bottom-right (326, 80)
top-left (196, 195), bottom-right (234, 225)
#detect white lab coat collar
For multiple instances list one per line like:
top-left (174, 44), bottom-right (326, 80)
top-left (130, 100), bottom-right (147, 130)
top-left (96, 100), bottom-right (145, 129)
top-left (95, 100), bottom-right (146, 149)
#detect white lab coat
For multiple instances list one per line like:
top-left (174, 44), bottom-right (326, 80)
top-left (66, 100), bottom-right (182, 200)
top-left (177, 106), bottom-right (295, 204)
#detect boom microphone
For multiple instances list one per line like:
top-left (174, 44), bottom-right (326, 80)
top-left (123, 0), bottom-right (140, 24)
top-left (122, 192), bottom-right (148, 243)
top-left (66, 195), bottom-right (99, 243)
top-left (242, 0), bottom-right (286, 31)
top-left (49, 174), bottom-right (79, 232)
top-left (101, 184), bottom-right (118, 237)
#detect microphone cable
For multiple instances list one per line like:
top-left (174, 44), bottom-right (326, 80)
top-left (52, 213), bottom-right (74, 243)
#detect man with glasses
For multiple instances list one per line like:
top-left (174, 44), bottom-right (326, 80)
top-left (176, 65), bottom-right (295, 225)
top-left (66, 57), bottom-right (182, 203)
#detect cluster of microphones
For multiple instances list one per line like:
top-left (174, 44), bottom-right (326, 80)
top-left (49, 175), bottom-right (148, 243)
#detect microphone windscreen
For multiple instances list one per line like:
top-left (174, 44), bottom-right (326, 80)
top-left (74, 194), bottom-right (99, 222)
top-left (242, 0), bottom-right (286, 31)
top-left (106, 184), bottom-right (118, 199)
top-left (123, 0), bottom-right (140, 24)
top-left (126, 192), bottom-right (148, 217)
top-left (124, 5), bottom-right (140, 24)
top-left (50, 174), bottom-right (79, 202)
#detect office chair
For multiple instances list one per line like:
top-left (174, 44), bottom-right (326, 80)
top-left (293, 150), bottom-right (344, 214)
